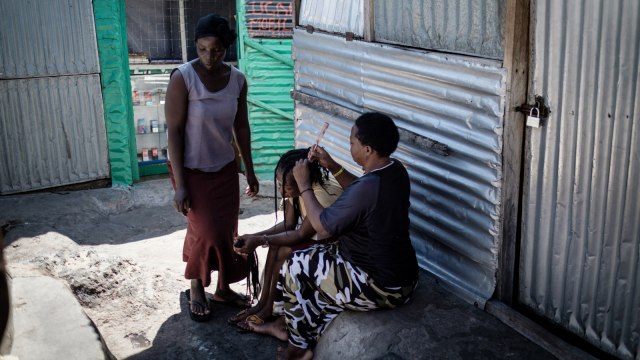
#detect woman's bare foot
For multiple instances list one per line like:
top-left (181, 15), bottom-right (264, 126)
top-left (190, 279), bottom-right (210, 317)
top-left (243, 315), bottom-right (288, 342)
top-left (228, 303), bottom-right (262, 324)
top-left (276, 344), bottom-right (313, 360)
top-left (212, 288), bottom-right (251, 307)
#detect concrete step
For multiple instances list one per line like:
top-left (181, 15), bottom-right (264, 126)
top-left (5, 275), bottom-right (108, 360)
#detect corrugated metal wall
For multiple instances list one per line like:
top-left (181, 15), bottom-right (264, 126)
top-left (520, 0), bottom-right (640, 358)
top-left (293, 29), bottom-right (507, 306)
top-left (299, 0), bottom-right (364, 36)
top-left (237, 0), bottom-right (295, 181)
top-left (0, 0), bottom-right (109, 194)
top-left (0, 0), bottom-right (100, 78)
top-left (373, 0), bottom-right (504, 59)
top-left (0, 76), bottom-right (108, 193)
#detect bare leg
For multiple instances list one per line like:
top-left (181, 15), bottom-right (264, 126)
top-left (276, 344), bottom-right (313, 360)
top-left (254, 245), bottom-right (281, 310)
top-left (189, 279), bottom-right (210, 316)
top-left (213, 235), bottom-right (250, 306)
top-left (253, 246), bottom-right (291, 321)
top-left (230, 245), bottom-right (280, 323)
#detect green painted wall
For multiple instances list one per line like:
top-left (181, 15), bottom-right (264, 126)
top-left (93, 0), bottom-right (139, 185)
top-left (237, 1), bottom-right (295, 181)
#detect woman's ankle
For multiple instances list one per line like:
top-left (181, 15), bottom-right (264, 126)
top-left (255, 307), bottom-right (274, 320)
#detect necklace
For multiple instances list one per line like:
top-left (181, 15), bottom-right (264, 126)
top-left (364, 160), bottom-right (393, 174)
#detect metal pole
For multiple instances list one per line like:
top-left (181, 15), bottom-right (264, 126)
top-left (179, 0), bottom-right (187, 63)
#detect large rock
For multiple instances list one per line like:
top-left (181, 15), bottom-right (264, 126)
top-left (314, 273), bottom-right (551, 360)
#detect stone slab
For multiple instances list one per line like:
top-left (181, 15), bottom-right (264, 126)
top-left (8, 276), bottom-right (106, 360)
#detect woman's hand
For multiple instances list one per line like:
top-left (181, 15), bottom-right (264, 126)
top-left (308, 145), bottom-right (338, 172)
top-left (244, 172), bottom-right (259, 197)
top-left (292, 159), bottom-right (312, 191)
top-left (173, 186), bottom-right (190, 216)
top-left (233, 234), bottom-right (262, 255)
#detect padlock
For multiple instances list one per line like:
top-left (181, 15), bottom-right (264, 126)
top-left (526, 107), bottom-right (540, 128)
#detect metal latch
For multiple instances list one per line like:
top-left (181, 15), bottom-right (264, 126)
top-left (516, 95), bottom-right (550, 127)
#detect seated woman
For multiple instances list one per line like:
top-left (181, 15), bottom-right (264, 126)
top-left (231, 148), bottom-right (342, 331)
top-left (243, 112), bottom-right (419, 360)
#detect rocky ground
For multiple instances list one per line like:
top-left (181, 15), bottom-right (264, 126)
top-left (2, 176), bottom-right (286, 359)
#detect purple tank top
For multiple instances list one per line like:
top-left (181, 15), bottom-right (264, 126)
top-left (178, 60), bottom-right (245, 172)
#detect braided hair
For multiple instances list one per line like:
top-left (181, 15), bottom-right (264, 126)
top-left (273, 148), bottom-right (329, 229)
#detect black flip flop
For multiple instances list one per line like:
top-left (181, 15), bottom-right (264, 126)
top-left (184, 290), bottom-right (212, 322)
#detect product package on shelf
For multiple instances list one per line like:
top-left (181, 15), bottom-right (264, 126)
top-left (151, 148), bottom-right (159, 160)
top-left (144, 90), bottom-right (154, 106)
top-left (141, 148), bottom-right (149, 162)
top-left (132, 90), bottom-right (140, 106)
top-left (137, 118), bottom-right (146, 134)
top-left (158, 89), bottom-right (166, 105)
top-left (150, 120), bottom-right (160, 133)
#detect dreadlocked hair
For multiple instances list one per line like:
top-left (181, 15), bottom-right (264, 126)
top-left (272, 148), bottom-right (329, 229)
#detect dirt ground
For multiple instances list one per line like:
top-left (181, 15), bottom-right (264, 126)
top-left (1, 175), bottom-right (590, 360)
top-left (2, 175), bottom-right (288, 359)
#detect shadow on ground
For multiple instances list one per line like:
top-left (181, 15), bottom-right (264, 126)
top-left (0, 176), bottom-right (275, 248)
top-left (125, 291), bottom-right (282, 360)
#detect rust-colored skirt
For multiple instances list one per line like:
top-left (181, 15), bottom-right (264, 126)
top-left (169, 161), bottom-right (247, 287)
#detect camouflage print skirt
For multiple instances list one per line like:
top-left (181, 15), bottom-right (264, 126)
top-left (273, 243), bottom-right (416, 349)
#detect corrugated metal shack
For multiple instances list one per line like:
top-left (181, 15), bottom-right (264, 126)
top-left (0, 0), bottom-right (146, 192)
top-left (519, 1), bottom-right (640, 359)
top-left (295, 0), bottom-right (506, 308)
top-left (1, 0), bottom-right (245, 193)
top-left (292, 1), bottom-right (639, 359)
top-left (0, 0), bottom-right (111, 194)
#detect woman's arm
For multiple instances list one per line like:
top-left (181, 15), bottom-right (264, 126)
top-left (292, 159), bottom-right (331, 238)
top-left (234, 218), bottom-right (315, 255)
top-left (308, 145), bottom-right (357, 189)
top-left (233, 80), bottom-right (259, 197)
top-left (165, 71), bottom-right (189, 215)
top-left (265, 219), bottom-right (315, 246)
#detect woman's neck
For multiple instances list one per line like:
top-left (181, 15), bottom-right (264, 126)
top-left (363, 157), bottom-right (392, 174)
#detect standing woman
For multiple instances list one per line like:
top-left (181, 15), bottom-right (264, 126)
top-left (165, 14), bottom-right (259, 322)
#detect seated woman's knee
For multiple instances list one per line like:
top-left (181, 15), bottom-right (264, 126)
top-left (276, 246), bottom-right (293, 262)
